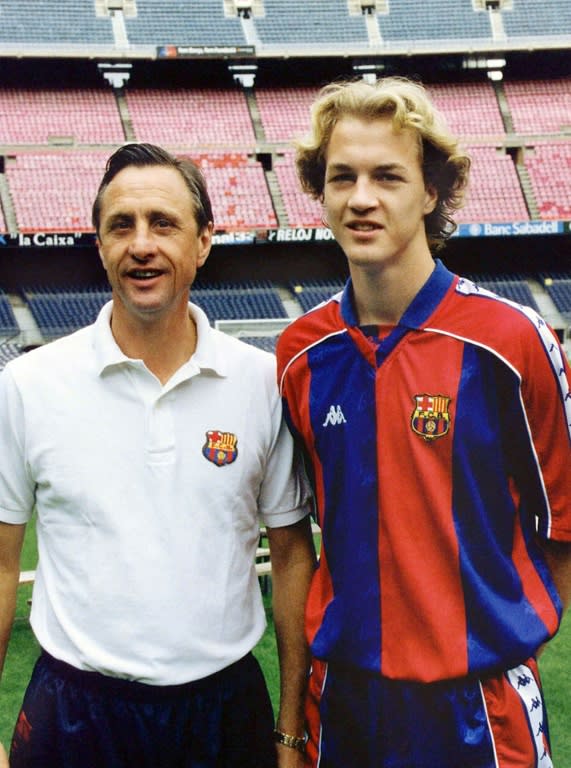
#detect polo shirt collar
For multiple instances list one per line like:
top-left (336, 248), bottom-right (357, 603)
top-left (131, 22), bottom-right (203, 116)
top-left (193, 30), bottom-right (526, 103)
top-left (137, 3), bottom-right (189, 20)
top-left (93, 300), bottom-right (227, 378)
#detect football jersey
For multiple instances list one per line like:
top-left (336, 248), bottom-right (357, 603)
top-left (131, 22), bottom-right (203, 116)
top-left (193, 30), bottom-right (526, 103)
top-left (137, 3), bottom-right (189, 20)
top-left (277, 259), bottom-right (571, 682)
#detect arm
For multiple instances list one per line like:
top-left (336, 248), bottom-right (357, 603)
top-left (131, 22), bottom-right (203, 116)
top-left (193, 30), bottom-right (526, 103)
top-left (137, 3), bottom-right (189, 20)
top-left (0, 521), bottom-right (26, 679)
top-left (542, 539), bottom-right (571, 616)
top-left (266, 516), bottom-right (316, 768)
top-left (0, 520), bottom-right (26, 763)
top-left (536, 539), bottom-right (571, 659)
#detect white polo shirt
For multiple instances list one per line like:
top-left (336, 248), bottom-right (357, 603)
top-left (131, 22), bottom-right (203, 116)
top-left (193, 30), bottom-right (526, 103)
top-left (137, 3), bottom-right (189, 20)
top-left (0, 301), bottom-right (311, 684)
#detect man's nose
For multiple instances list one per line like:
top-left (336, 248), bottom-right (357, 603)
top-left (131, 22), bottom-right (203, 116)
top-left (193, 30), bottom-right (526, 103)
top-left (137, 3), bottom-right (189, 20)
top-left (348, 177), bottom-right (377, 210)
top-left (128, 224), bottom-right (157, 259)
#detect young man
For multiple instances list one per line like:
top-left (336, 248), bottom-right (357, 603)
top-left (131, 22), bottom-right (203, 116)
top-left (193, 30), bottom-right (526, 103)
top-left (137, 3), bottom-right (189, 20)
top-left (0, 143), bottom-right (315, 767)
top-left (276, 77), bottom-right (571, 767)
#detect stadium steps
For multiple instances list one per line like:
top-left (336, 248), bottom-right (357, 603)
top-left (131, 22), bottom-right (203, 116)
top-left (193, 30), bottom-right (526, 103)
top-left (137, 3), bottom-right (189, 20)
top-left (276, 285), bottom-right (304, 319)
top-left (114, 89), bottom-right (136, 142)
top-left (515, 160), bottom-right (540, 219)
top-left (245, 88), bottom-right (266, 143)
top-left (527, 279), bottom-right (568, 333)
top-left (265, 168), bottom-right (288, 227)
top-left (492, 80), bottom-right (515, 134)
top-left (0, 173), bottom-right (17, 234)
top-left (8, 294), bottom-right (44, 346)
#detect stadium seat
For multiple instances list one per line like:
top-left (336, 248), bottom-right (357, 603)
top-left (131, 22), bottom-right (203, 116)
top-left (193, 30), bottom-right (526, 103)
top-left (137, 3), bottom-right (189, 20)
top-left (0, 87), bottom-right (124, 145)
top-left (524, 143), bottom-right (571, 220)
top-left (455, 146), bottom-right (529, 223)
top-left (503, 79), bottom-right (571, 135)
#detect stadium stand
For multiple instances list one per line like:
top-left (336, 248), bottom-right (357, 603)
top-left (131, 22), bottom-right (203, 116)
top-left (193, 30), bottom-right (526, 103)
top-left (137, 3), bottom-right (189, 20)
top-left (0, 0), bottom-right (568, 364)
top-left (502, 2), bottom-right (571, 40)
top-left (254, 0), bottom-right (368, 47)
top-left (474, 278), bottom-right (541, 314)
top-left (255, 86), bottom-right (320, 143)
top-left (191, 285), bottom-right (287, 323)
top-left (0, 87), bottom-right (125, 145)
top-left (123, 0), bottom-right (247, 47)
top-left (289, 280), bottom-right (345, 314)
top-left (22, 287), bottom-right (111, 339)
top-left (457, 145), bottom-right (529, 223)
top-left (545, 279), bottom-right (571, 319)
top-left (373, 0), bottom-right (490, 45)
top-left (0, 0), bottom-right (114, 46)
top-left (273, 150), bottom-right (323, 228)
top-left (0, 342), bottom-right (22, 370)
top-left (0, 0), bottom-right (569, 54)
top-left (125, 88), bottom-right (256, 148)
top-left (426, 82), bottom-right (506, 139)
top-left (503, 78), bottom-right (571, 135)
top-left (6, 153), bottom-right (107, 232)
top-left (523, 142), bottom-right (571, 220)
top-left (0, 290), bottom-right (19, 336)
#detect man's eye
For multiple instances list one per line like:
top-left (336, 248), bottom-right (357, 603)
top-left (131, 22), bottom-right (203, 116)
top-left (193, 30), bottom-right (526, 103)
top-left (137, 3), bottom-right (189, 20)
top-left (110, 220), bottom-right (130, 231)
top-left (329, 174), bottom-right (353, 183)
top-left (378, 173), bottom-right (401, 182)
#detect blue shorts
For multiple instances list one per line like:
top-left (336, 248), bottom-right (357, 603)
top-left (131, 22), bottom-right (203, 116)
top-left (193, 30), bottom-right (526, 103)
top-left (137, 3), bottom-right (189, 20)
top-left (305, 657), bottom-right (553, 768)
top-left (10, 650), bottom-right (277, 768)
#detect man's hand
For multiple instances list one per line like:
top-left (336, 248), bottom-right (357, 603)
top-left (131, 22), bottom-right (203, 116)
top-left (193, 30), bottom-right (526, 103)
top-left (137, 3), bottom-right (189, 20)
top-left (0, 741), bottom-right (9, 768)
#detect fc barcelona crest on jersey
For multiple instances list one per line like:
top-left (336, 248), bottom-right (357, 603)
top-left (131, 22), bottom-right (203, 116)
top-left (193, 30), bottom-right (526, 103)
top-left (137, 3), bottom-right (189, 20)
top-left (202, 430), bottom-right (238, 467)
top-left (411, 394), bottom-right (451, 441)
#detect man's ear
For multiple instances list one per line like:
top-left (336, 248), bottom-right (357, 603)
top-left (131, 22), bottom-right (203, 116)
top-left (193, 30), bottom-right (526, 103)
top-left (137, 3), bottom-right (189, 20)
top-left (424, 184), bottom-right (438, 215)
top-left (96, 238), bottom-right (107, 271)
top-left (197, 222), bottom-right (214, 269)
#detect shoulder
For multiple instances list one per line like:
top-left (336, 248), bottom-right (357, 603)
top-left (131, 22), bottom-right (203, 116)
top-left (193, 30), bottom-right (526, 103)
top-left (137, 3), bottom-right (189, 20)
top-left (434, 277), bottom-right (562, 370)
top-left (5, 326), bottom-right (93, 382)
top-left (277, 293), bottom-right (345, 374)
top-left (209, 327), bottom-right (278, 383)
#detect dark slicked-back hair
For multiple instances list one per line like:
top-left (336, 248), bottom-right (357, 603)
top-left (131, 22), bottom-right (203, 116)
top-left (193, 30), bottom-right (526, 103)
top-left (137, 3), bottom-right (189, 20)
top-left (92, 143), bottom-right (213, 236)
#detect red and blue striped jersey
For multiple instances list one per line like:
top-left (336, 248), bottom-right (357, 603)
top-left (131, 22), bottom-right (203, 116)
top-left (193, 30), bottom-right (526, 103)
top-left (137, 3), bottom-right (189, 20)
top-left (277, 260), bottom-right (571, 682)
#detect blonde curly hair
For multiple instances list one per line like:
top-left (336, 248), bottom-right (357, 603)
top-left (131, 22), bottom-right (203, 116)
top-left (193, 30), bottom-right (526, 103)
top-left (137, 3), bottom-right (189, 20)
top-left (295, 77), bottom-right (471, 252)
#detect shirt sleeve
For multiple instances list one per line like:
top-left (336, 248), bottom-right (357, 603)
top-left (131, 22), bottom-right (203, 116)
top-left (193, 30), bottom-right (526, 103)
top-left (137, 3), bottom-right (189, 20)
top-left (257, 384), bottom-right (313, 529)
top-left (522, 323), bottom-right (571, 542)
top-left (0, 366), bottom-right (36, 523)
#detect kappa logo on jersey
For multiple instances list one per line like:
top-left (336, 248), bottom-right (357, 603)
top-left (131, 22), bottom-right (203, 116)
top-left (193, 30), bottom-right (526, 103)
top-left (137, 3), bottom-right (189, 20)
top-left (411, 394), bottom-right (451, 441)
top-left (323, 404), bottom-right (347, 427)
top-left (202, 430), bottom-right (238, 466)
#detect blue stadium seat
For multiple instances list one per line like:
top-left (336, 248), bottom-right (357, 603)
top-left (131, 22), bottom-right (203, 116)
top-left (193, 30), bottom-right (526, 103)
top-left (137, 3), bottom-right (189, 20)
top-left (23, 288), bottom-right (111, 338)
top-left (0, 342), bottom-right (22, 370)
top-left (0, 0), bottom-right (114, 45)
top-left (255, 0), bottom-right (367, 46)
top-left (125, 0), bottom-right (247, 46)
top-left (0, 292), bottom-right (19, 335)
top-left (477, 280), bottom-right (540, 314)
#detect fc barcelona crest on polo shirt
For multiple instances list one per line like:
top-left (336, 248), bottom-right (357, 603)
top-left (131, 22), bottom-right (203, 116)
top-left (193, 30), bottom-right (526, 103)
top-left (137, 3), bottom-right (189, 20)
top-left (202, 430), bottom-right (238, 466)
top-left (411, 394), bottom-right (451, 441)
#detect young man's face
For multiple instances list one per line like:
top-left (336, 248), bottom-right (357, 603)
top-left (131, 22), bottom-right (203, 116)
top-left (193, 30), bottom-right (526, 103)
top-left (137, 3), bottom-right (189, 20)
top-left (322, 115), bottom-right (437, 276)
top-left (96, 164), bottom-right (212, 324)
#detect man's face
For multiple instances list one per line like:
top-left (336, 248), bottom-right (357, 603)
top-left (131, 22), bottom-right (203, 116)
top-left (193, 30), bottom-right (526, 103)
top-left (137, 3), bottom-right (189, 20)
top-left (322, 115), bottom-right (437, 276)
top-left (96, 164), bottom-right (212, 324)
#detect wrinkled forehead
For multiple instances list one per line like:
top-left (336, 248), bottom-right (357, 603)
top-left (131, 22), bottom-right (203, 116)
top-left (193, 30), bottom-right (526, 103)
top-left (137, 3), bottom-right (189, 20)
top-left (99, 165), bottom-right (196, 218)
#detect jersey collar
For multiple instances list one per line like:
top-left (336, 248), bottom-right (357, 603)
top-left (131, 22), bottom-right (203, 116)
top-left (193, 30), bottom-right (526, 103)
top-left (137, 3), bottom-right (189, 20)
top-left (340, 258), bottom-right (455, 330)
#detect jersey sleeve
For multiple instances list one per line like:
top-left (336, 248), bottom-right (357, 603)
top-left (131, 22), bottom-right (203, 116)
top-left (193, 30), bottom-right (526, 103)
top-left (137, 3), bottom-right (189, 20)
top-left (521, 322), bottom-right (571, 542)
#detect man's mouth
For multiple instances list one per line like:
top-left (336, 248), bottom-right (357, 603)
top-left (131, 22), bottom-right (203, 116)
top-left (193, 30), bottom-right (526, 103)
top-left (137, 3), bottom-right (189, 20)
top-left (348, 222), bottom-right (379, 232)
top-left (128, 269), bottom-right (162, 280)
